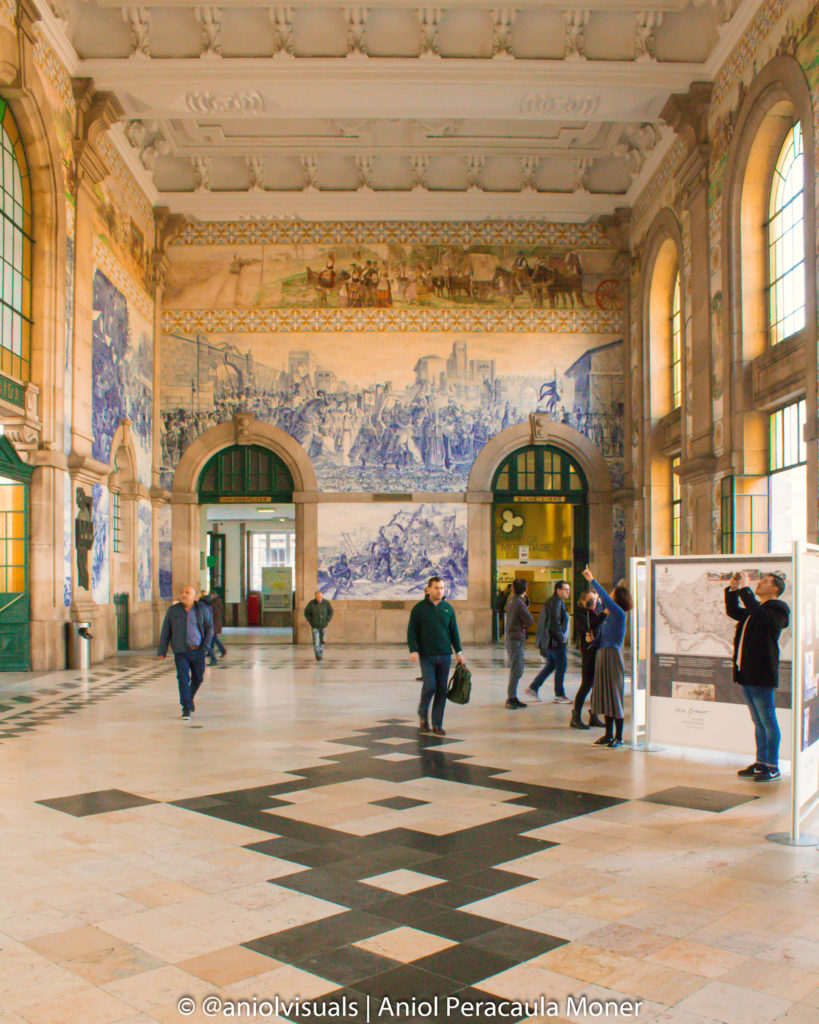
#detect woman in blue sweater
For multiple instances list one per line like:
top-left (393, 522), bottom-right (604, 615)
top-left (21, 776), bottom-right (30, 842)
top-left (581, 565), bottom-right (633, 748)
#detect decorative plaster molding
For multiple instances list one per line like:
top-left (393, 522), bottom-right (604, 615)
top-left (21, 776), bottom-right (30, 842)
top-left (174, 218), bottom-right (612, 248)
top-left (518, 91), bottom-right (600, 117)
top-left (162, 305), bottom-right (623, 335)
top-left (634, 11), bottom-right (662, 60)
top-left (123, 6), bottom-right (151, 60)
top-left (563, 9), bottom-right (589, 60)
top-left (185, 90), bottom-right (264, 114)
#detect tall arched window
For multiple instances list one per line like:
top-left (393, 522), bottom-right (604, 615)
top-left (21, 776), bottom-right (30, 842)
top-left (767, 121), bottom-right (805, 344)
top-left (670, 272), bottom-right (681, 409)
top-left (0, 101), bottom-right (32, 384)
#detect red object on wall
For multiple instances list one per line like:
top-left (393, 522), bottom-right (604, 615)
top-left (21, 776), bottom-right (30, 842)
top-left (247, 592), bottom-right (260, 627)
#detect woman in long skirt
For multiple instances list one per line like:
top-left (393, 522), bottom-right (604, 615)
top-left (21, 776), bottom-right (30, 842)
top-left (582, 565), bottom-right (634, 748)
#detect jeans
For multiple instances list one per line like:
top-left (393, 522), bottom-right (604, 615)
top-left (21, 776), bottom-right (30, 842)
top-left (312, 628), bottom-right (326, 658)
top-left (506, 639), bottom-right (526, 700)
top-left (207, 636), bottom-right (226, 662)
top-left (174, 649), bottom-right (206, 713)
top-left (530, 643), bottom-right (567, 697)
top-left (741, 685), bottom-right (781, 767)
top-left (418, 654), bottom-right (451, 728)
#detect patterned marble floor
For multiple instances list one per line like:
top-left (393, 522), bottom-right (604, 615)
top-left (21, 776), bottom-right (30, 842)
top-left (1, 644), bottom-right (818, 1024)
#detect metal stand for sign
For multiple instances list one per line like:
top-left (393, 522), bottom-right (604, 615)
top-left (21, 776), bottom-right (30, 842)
top-left (633, 556), bottom-right (663, 751)
top-left (628, 557), bottom-right (658, 750)
top-left (767, 541), bottom-right (819, 848)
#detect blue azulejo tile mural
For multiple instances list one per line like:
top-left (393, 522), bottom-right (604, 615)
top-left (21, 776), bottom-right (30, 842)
top-left (91, 484), bottom-right (109, 606)
top-left (318, 503), bottom-right (467, 601)
top-left (92, 269), bottom-right (153, 486)
top-left (157, 504), bottom-right (172, 601)
top-left (137, 499), bottom-right (153, 603)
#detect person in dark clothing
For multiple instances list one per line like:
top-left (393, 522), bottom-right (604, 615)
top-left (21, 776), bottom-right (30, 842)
top-left (571, 591), bottom-right (606, 729)
top-left (158, 584), bottom-right (214, 720)
top-left (407, 575), bottom-right (465, 736)
top-left (525, 581), bottom-right (571, 703)
top-left (304, 590), bottom-right (334, 661)
top-left (725, 570), bottom-right (790, 782)
top-left (583, 566), bottom-right (633, 748)
top-left (505, 578), bottom-right (534, 710)
top-left (496, 583), bottom-right (512, 638)
top-left (200, 590), bottom-right (226, 666)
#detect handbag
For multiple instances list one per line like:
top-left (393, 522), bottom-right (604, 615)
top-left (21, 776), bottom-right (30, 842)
top-left (446, 662), bottom-right (472, 705)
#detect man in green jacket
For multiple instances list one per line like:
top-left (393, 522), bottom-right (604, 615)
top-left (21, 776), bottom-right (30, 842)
top-left (407, 575), bottom-right (465, 735)
top-left (304, 590), bottom-right (333, 661)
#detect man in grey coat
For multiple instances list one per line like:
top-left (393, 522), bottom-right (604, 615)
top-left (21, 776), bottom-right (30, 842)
top-left (158, 584), bottom-right (214, 720)
top-left (525, 580), bottom-right (572, 703)
top-left (505, 578), bottom-right (534, 709)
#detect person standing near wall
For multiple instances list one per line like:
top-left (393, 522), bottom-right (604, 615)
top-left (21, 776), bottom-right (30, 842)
top-left (525, 581), bottom-right (572, 703)
top-left (407, 575), bottom-right (465, 736)
top-left (158, 584), bottom-right (214, 720)
top-left (505, 578), bottom-right (534, 710)
top-left (725, 570), bottom-right (789, 782)
top-left (570, 590), bottom-right (605, 729)
top-left (583, 566), bottom-right (632, 747)
top-left (304, 589), bottom-right (334, 661)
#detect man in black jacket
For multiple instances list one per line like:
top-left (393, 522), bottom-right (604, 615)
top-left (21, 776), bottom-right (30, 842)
top-left (158, 584), bottom-right (214, 720)
top-left (505, 578), bottom-right (534, 710)
top-left (725, 570), bottom-right (790, 782)
top-left (525, 580), bottom-right (571, 703)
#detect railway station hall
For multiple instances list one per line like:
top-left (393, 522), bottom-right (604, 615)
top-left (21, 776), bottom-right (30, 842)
top-left (1, 1), bottom-right (819, 1021)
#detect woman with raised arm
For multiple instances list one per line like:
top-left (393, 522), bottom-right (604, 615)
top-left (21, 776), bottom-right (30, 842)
top-left (581, 565), bottom-right (633, 748)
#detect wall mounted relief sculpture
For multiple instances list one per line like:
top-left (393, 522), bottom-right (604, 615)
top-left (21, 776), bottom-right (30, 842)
top-left (160, 332), bottom-right (624, 493)
top-left (92, 270), bottom-right (154, 486)
top-left (318, 503), bottom-right (467, 601)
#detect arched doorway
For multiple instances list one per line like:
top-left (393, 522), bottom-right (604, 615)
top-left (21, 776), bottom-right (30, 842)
top-left (0, 437), bottom-right (33, 670)
top-left (491, 444), bottom-right (589, 639)
top-left (196, 443), bottom-right (295, 635)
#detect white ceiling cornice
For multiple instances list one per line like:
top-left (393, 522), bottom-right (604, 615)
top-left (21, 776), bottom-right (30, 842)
top-left (703, 0), bottom-right (767, 77)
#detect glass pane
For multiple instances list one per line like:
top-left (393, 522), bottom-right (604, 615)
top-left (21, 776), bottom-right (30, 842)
top-left (768, 123), bottom-right (805, 344)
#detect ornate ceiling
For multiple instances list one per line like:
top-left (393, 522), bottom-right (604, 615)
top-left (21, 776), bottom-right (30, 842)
top-left (38, 0), bottom-right (759, 220)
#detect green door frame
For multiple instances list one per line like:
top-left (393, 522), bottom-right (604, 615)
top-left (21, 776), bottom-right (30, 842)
top-left (114, 592), bottom-right (129, 650)
top-left (0, 436), bottom-right (33, 671)
top-left (207, 531), bottom-right (226, 604)
top-left (490, 444), bottom-right (589, 641)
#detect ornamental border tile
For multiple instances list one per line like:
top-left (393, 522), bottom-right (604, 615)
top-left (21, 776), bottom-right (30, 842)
top-left (161, 306), bottom-right (622, 334)
top-left (97, 133), bottom-right (154, 232)
top-left (711, 0), bottom-right (791, 113)
top-left (94, 237), bottom-right (155, 321)
top-left (175, 220), bottom-right (611, 249)
top-left (33, 29), bottom-right (75, 110)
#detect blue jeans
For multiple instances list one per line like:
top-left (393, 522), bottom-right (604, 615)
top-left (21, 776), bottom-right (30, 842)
top-left (506, 639), bottom-right (526, 700)
top-left (207, 636), bottom-right (225, 662)
top-left (174, 650), bottom-right (206, 713)
top-left (530, 643), bottom-right (567, 697)
top-left (741, 685), bottom-right (781, 768)
top-left (418, 654), bottom-right (451, 728)
top-left (312, 628), bottom-right (325, 658)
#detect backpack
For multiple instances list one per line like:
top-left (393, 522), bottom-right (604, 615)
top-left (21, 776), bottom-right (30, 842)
top-left (447, 662), bottom-right (472, 705)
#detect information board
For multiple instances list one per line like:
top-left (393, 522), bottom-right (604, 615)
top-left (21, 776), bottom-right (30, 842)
top-left (261, 567), bottom-right (291, 612)
top-left (796, 547), bottom-right (819, 812)
top-left (647, 555), bottom-right (793, 756)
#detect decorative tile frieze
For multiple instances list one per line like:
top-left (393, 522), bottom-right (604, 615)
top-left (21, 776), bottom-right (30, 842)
top-left (161, 305), bottom-right (621, 334)
top-left (176, 220), bottom-right (611, 249)
top-left (711, 0), bottom-right (791, 113)
top-left (33, 29), bottom-right (75, 110)
top-left (631, 137), bottom-right (687, 240)
top-left (93, 237), bottom-right (154, 321)
top-left (96, 132), bottom-right (154, 232)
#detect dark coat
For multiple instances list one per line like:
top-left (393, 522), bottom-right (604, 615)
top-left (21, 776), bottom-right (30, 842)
top-left (504, 593), bottom-right (534, 645)
top-left (535, 593), bottom-right (569, 654)
top-left (158, 601), bottom-right (214, 657)
top-left (200, 594), bottom-right (224, 634)
top-left (575, 599), bottom-right (605, 653)
top-left (724, 587), bottom-right (790, 688)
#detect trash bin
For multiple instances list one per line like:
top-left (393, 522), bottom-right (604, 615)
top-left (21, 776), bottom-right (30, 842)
top-left (66, 621), bottom-right (93, 670)
top-left (247, 592), bottom-right (260, 628)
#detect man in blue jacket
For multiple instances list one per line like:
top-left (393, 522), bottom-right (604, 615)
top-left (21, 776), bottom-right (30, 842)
top-left (407, 575), bottom-right (465, 736)
top-left (158, 584), bottom-right (214, 720)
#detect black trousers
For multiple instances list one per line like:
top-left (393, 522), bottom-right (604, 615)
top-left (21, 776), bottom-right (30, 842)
top-left (573, 646), bottom-right (597, 715)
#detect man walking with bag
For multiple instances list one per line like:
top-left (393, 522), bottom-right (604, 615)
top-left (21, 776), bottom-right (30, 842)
top-left (525, 580), bottom-right (572, 703)
top-left (158, 584), bottom-right (214, 720)
top-left (407, 575), bottom-right (465, 736)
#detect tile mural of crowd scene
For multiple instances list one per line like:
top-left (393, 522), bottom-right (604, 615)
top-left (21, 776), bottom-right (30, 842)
top-left (164, 242), bottom-right (622, 312)
top-left (160, 332), bottom-right (624, 493)
top-left (318, 503), bottom-right (467, 601)
top-left (92, 269), bottom-right (154, 485)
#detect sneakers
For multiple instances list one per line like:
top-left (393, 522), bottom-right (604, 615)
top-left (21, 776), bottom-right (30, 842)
top-left (552, 695), bottom-right (572, 704)
top-left (593, 735), bottom-right (611, 745)
top-left (737, 762), bottom-right (764, 778)
top-left (505, 698), bottom-right (528, 709)
top-left (570, 712), bottom-right (589, 730)
top-left (607, 738), bottom-right (624, 748)
top-left (181, 711), bottom-right (191, 720)
top-left (754, 766), bottom-right (781, 782)
top-left (523, 687), bottom-right (541, 701)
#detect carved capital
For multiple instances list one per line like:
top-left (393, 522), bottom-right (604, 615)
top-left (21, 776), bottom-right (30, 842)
top-left (72, 80), bottom-right (124, 184)
top-left (154, 205), bottom-right (187, 252)
top-left (660, 82), bottom-right (712, 151)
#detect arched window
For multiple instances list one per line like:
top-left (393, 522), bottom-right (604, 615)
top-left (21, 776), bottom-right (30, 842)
top-left (0, 101), bottom-right (32, 383)
top-left (198, 444), bottom-right (294, 501)
top-left (767, 122), bottom-right (805, 344)
top-left (670, 272), bottom-right (681, 409)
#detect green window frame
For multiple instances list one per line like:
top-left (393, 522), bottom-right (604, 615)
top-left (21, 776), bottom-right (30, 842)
top-left (671, 456), bottom-right (681, 555)
top-left (492, 445), bottom-right (587, 497)
top-left (198, 444), bottom-right (294, 501)
top-left (0, 100), bottom-right (33, 385)
top-left (767, 122), bottom-right (805, 345)
top-left (720, 476), bottom-right (733, 554)
top-left (112, 491), bottom-right (122, 553)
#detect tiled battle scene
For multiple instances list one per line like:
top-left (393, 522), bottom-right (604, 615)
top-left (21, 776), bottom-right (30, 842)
top-left (2, 645), bottom-right (818, 1024)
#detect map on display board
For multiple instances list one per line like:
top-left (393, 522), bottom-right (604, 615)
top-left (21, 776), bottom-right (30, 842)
top-left (649, 556), bottom-right (794, 756)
